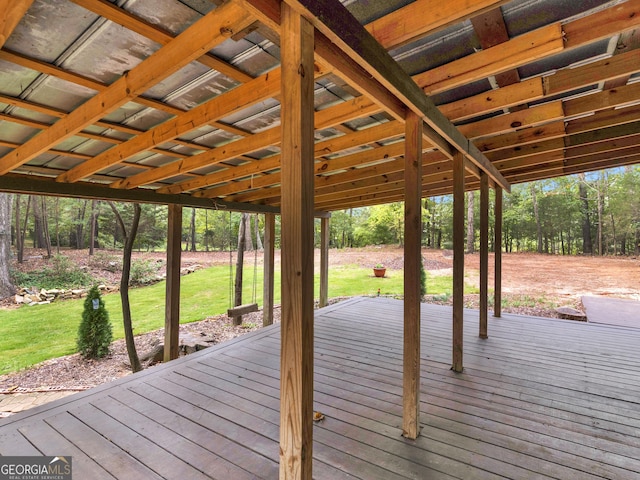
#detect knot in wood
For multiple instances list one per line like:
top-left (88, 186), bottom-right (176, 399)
top-left (298, 64), bottom-right (306, 77)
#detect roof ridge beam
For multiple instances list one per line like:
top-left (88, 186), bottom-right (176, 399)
top-left (282, 0), bottom-right (510, 191)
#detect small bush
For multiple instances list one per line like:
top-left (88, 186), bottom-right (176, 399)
top-left (77, 286), bottom-right (112, 359)
top-left (11, 254), bottom-right (94, 290)
top-left (129, 259), bottom-right (162, 286)
top-left (420, 258), bottom-right (427, 298)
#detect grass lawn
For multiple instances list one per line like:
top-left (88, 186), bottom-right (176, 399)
top-left (0, 265), bottom-right (475, 375)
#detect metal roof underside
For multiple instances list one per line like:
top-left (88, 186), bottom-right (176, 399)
top-left (0, 0), bottom-right (639, 212)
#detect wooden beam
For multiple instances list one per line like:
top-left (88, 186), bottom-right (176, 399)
top-left (284, 0), bottom-right (510, 192)
top-left (279, 4), bottom-right (315, 479)
top-left (479, 173), bottom-right (489, 339)
top-left (61, 69), bottom-right (281, 184)
top-left (0, 1), bottom-right (35, 48)
top-left (69, 0), bottom-right (253, 83)
top-left (0, 2), bottom-right (254, 175)
top-left (366, 0), bottom-right (509, 49)
top-left (159, 97), bottom-right (379, 195)
top-left (416, 23), bottom-right (564, 95)
top-left (403, 111), bottom-right (422, 440)
top-left (494, 186), bottom-right (502, 318)
top-left (319, 216), bottom-right (329, 308)
top-left (452, 151), bottom-right (465, 373)
top-left (0, 173), bottom-right (280, 214)
top-left (164, 204), bottom-right (182, 362)
top-left (263, 212), bottom-right (276, 326)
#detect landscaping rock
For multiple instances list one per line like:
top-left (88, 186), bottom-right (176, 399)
top-left (555, 306), bottom-right (587, 321)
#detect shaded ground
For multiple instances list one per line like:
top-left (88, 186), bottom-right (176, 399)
top-left (1, 246), bottom-right (639, 409)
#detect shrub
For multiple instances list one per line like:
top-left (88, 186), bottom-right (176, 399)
top-left (129, 259), bottom-right (162, 286)
top-left (11, 254), bottom-right (94, 290)
top-left (77, 286), bottom-right (112, 359)
top-left (420, 258), bottom-right (427, 298)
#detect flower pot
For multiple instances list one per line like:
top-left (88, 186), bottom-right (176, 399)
top-left (373, 267), bottom-right (386, 278)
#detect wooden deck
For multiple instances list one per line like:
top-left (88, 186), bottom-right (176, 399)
top-left (1, 297), bottom-right (640, 479)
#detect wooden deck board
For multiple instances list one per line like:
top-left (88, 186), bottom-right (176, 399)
top-left (1, 297), bottom-right (639, 479)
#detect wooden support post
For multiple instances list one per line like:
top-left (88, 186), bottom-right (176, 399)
top-left (479, 173), bottom-right (489, 338)
top-left (263, 213), bottom-right (276, 326)
top-left (452, 152), bottom-right (465, 373)
top-left (164, 204), bottom-right (182, 362)
top-left (279, 4), bottom-right (315, 479)
top-left (494, 186), bottom-right (503, 318)
top-left (403, 111), bottom-right (422, 439)
top-left (319, 216), bottom-right (330, 308)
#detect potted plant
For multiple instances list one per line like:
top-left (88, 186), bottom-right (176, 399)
top-left (373, 263), bottom-right (386, 278)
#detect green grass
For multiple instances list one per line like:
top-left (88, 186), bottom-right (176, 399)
top-left (0, 265), bottom-right (475, 375)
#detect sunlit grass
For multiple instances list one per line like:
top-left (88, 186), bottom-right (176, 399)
top-left (0, 264), bottom-right (474, 375)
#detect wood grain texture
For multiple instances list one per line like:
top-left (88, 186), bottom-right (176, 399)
top-left (279, 4), bottom-right (315, 479)
top-left (320, 217), bottom-right (329, 308)
top-left (0, 2), bottom-right (254, 175)
top-left (494, 187), bottom-right (503, 318)
top-left (479, 174), bottom-right (489, 338)
top-left (403, 111), bottom-right (422, 439)
top-left (452, 152), bottom-right (465, 373)
top-left (164, 204), bottom-right (182, 362)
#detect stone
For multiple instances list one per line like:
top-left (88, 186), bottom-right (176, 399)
top-left (141, 344), bottom-right (164, 365)
top-left (555, 306), bottom-right (587, 321)
top-left (14, 295), bottom-right (24, 304)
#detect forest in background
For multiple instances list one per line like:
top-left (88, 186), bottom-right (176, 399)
top-left (2, 166), bottom-right (640, 266)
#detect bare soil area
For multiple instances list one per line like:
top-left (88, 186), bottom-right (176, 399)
top-left (1, 246), bottom-right (639, 397)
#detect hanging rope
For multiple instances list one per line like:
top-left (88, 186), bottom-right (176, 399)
top-left (228, 210), bottom-right (234, 310)
top-left (252, 214), bottom-right (258, 304)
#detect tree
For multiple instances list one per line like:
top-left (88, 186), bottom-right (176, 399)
top-left (578, 173), bottom-right (593, 254)
top-left (0, 193), bottom-right (14, 299)
top-left (466, 191), bottom-right (475, 253)
top-left (109, 202), bottom-right (142, 372)
top-left (77, 285), bottom-right (113, 358)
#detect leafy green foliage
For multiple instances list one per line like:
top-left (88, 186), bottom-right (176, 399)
top-left (11, 254), bottom-right (94, 289)
top-left (420, 258), bottom-right (427, 297)
top-left (77, 286), bottom-right (112, 359)
top-left (129, 258), bottom-right (162, 286)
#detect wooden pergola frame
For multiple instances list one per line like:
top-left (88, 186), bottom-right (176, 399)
top-left (2, 1), bottom-right (640, 478)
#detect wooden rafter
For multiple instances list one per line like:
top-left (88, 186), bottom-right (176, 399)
top-left (283, 0), bottom-right (510, 191)
top-left (0, 2), bottom-right (255, 175)
top-left (69, 0), bottom-right (253, 83)
top-left (59, 68), bottom-right (283, 183)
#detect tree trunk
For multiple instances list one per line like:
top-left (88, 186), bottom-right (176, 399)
top-left (54, 197), bottom-right (61, 254)
top-left (109, 202), bottom-right (142, 373)
top-left (15, 195), bottom-right (23, 264)
top-left (17, 195), bottom-right (31, 264)
top-left (204, 209), bottom-right (209, 252)
top-left (41, 197), bottom-right (52, 258)
top-left (240, 212), bottom-right (253, 251)
top-left (0, 194), bottom-right (14, 299)
top-left (255, 214), bottom-right (263, 251)
top-left (32, 196), bottom-right (47, 249)
top-left (578, 174), bottom-right (593, 254)
top-left (89, 200), bottom-right (97, 256)
top-left (597, 180), bottom-right (604, 256)
top-left (189, 207), bottom-right (196, 252)
top-left (531, 185), bottom-right (542, 253)
top-left (466, 191), bottom-right (475, 253)
top-left (75, 200), bottom-right (88, 249)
